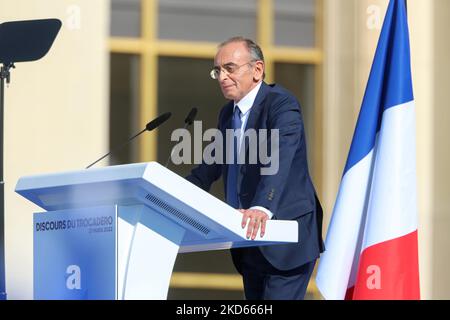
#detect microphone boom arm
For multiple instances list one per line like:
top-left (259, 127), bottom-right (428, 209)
top-left (85, 112), bottom-right (171, 169)
top-left (86, 128), bottom-right (146, 169)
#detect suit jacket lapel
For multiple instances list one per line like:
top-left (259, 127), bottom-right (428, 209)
top-left (221, 101), bottom-right (234, 182)
top-left (243, 82), bottom-right (271, 156)
top-left (237, 82), bottom-right (272, 195)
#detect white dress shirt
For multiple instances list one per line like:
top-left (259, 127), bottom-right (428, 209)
top-left (233, 81), bottom-right (273, 219)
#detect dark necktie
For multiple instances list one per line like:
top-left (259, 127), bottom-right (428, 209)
top-left (226, 106), bottom-right (242, 209)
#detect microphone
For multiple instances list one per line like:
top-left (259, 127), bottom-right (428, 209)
top-left (184, 107), bottom-right (197, 126)
top-left (146, 112), bottom-right (171, 131)
top-left (86, 112), bottom-right (172, 169)
top-left (165, 107), bottom-right (198, 168)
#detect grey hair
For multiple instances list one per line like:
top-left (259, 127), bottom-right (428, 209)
top-left (218, 36), bottom-right (265, 79)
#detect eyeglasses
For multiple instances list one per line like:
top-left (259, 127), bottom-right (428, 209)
top-left (210, 60), bottom-right (256, 80)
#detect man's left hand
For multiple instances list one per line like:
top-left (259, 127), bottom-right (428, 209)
top-left (238, 209), bottom-right (269, 240)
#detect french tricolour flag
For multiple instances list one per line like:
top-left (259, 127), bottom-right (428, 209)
top-left (316, 0), bottom-right (420, 300)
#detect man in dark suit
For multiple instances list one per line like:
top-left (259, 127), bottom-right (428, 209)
top-left (186, 37), bottom-right (324, 300)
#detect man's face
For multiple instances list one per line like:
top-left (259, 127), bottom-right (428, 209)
top-left (214, 42), bottom-right (264, 102)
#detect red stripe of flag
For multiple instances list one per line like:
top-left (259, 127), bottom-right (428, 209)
top-left (346, 231), bottom-right (420, 300)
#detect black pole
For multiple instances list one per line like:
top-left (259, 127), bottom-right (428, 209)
top-left (0, 19), bottom-right (61, 300)
top-left (0, 64), bottom-right (9, 300)
top-left (0, 63), bottom-right (14, 300)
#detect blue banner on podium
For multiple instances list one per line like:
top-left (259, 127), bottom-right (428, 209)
top-left (34, 206), bottom-right (116, 299)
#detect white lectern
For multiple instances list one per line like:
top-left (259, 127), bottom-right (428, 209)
top-left (15, 162), bottom-right (298, 300)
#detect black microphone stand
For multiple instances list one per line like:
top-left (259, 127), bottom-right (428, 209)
top-left (86, 128), bottom-right (146, 169)
top-left (165, 108), bottom-right (197, 168)
top-left (86, 112), bottom-right (172, 169)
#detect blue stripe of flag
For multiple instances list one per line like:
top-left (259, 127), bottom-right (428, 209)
top-left (344, 0), bottom-right (413, 175)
